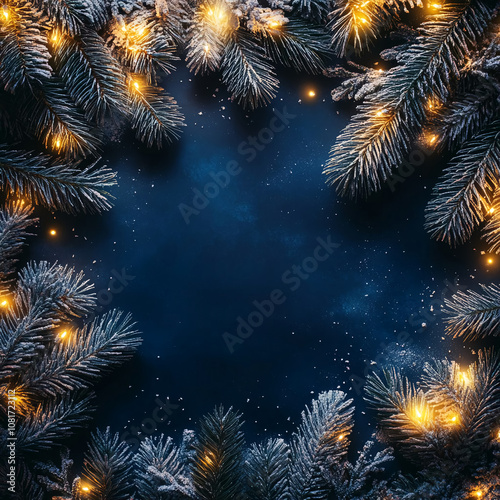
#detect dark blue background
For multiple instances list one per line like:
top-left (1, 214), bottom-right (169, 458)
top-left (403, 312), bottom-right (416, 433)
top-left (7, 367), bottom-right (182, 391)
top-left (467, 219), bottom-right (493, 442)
top-left (29, 65), bottom-right (497, 451)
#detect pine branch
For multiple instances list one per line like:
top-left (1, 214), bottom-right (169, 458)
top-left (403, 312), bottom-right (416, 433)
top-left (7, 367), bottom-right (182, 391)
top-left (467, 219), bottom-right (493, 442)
top-left (261, 18), bottom-right (329, 74)
top-left (324, 2), bottom-right (493, 198)
top-left (246, 438), bottom-right (290, 500)
top-left (330, 440), bottom-right (393, 500)
top-left (82, 427), bottom-right (135, 500)
top-left (112, 13), bottom-right (178, 83)
top-left (129, 79), bottom-right (185, 147)
top-left (16, 261), bottom-right (96, 321)
top-left (291, 0), bottom-right (332, 22)
top-left (55, 29), bottom-right (129, 121)
top-left (0, 202), bottom-right (35, 291)
top-left (186, 0), bottom-right (235, 74)
top-left (0, 146), bottom-right (116, 214)
top-left (0, 0), bottom-right (52, 92)
top-left (192, 406), bottom-right (245, 500)
top-left (444, 283), bottom-right (500, 340)
top-left (425, 119), bottom-right (500, 246)
top-left (32, 0), bottom-right (107, 34)
top-left (289, 390), bottom-right (354, 500)
top-left (16, 393), bottom-right (93, 453)
top-left (483, 187), bottom-right (500, 253)
top-left (27, 79), bottom-right (100, 159)
top-left (328, 0), bottom-right (393, 57)
top-left (436, 87), bottom-right (500, 149)
top-left (222, 30), bottom-right (279, 109)
top-left (18, 309), bottom-right (141, 398)
top-left (135, 435), bottom-right (195, 499)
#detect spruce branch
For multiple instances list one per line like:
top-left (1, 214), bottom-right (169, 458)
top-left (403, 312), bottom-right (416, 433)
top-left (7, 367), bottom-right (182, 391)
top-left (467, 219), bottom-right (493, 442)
top-left (0, 202), bottom-right (35, 291)
top-left (222, 30), bottom-right (279, 109)
top-left (192, 405), bottom-right (245, 500)
top-left (55, 29), bottom-right (129, 121)
top-left (16, 393), bottom-right (94, 453)
top-left (0, 146), bottom-right (116, 214)
top-left (135, 435), bottom-right (194, 499)
top-left (0, 0), bottom-right (52, 92)
top-left (261, 18), bottom-right (328, 74)
top-left (129, 79), bottom-right (185, 147)
top-left (289, 390), bottom-right (354, 500)
top-left (425, 119), bottom-right (500, 246)
top-left (17, 309), bottom-right (141, 398)
top-left (324, 2), bottom-right (493, 199)
top-left (82, 427), bottom-right (135, 500)
top-left (444, 283), bottom-right (500, 340)
top-left (246, 438), bottom-right (290, 500)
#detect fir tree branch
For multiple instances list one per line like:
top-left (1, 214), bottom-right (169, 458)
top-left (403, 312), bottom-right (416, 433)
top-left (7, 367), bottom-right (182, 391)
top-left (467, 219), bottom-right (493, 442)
top-left (290, 390), bottom-right (354, 500)
top-left (82, 427), bottom-right (135, 500)
top-left (425, 119), bottom-right (500, 246)
top-left (222, 30), bottom-right (279, 109)
top-left (324, 1), bottom-right (493, 199)
top-left (129, 79), bottom-right (185, 147)
top-left (192, 406), bottom-right (245, 500)
top-left (0, 146), bottom-right (116, 214)
top-left (0, 0), bottom-right (52, 91)
top-left (18, 309), bottom-right (141, 398)
top-left (444, 283), bottom-right (500, 340)
top-left (54, 29), bottom-right (129, 121)
top-left (246, 438), bottom-right (290, 500)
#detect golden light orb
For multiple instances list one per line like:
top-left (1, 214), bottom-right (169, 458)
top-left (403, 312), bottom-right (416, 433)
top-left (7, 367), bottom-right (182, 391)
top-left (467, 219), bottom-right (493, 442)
top-left (308, 90), bottom-right (316, 98)
top-left (1, 299), bottom-right (8, 307)
top-left (415, 408), bottom-right (422, 419)
top-left (432, 3), bottom-right (442, 8)
top-left (3, 6), bottom-right (9, 19)
top-left (133, 81), bottom-right (139, 90)
top-left (204, 44), bottom-right (210, 52)
top-left (55, 139), bottom-right (61, 148)
top-left (81, 486), bottom-right (90, 492)
top-left (360, 17), bottom-right (368, 23)
top-left (429, 135), bottom-right (437, 144)
top-left (60, 330), bottom-right (68, 339)
top-left (338, 434), bottom-right (344, 441)
top-left (487, 257), bottom-right (494, 265)
top-left (489, 207), bottom-right (495, 214)
top-left (49, 229), bottom-right (57, 236)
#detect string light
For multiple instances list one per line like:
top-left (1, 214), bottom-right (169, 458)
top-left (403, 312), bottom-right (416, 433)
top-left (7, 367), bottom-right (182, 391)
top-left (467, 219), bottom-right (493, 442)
top-left (1, 299), bottom-right (8, 308)
top-left (487, 257), bottom-right (494, 265)
top-left (133, 81), bottom-right (139, 90)
top-left (431, 3), bottom-right (442, 8)
top-left (49, 229), bottom-right (57, 236)
top-left (204, 44), bottom-right (210, 53)
top-left (474, 491), bottom-right (483, 498)
top-left (338, 434), bottom-right (345, 441)
top-left (2, 5), bottom-right (9, 20)
top-left (59, 330), bottom-right (68, 339)
top-left (489, 207), bottom-right (495, 214)
top-left (308, 90), bottom-right (316, 98)
top-left (429, 134), bottom-right (437, 144)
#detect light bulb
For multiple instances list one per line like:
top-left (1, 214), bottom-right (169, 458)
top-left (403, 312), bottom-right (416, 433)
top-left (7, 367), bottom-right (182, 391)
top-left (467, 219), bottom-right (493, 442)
top-left (49, 229), bottom-right (57, 236)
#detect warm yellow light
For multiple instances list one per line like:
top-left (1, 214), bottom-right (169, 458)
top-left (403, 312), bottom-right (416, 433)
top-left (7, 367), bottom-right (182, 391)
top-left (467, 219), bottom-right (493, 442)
top-left (51, 32), bottom-right (58, 42)
top-left (432, 3), bottom-right (442, 8)
top-left (133, 81), bottom-right (139, 90)
top-left (60, 330), bottom-right (68, 339)
top-left (49, 229), bottom-right (57, 236)
top-left (429, 135), bottom-right (437, 144)
top-left (3, 6), bottom-right (8, 19)
top-left (376, 110), bottom-right (384, 116)
top-left (416, 408), bottom-right (422, 419)
top-left (488, 258), bottom-right (494, 265)
top-left (81, 486), bottom-right (90, 492)
top-left (1, 300), bottom-right (8, 307)
top-left (121, 24), bottom-right (127, 32)
top-left (204, 44), bottom-right (210, 52)
top-left (378, 69), bottom-right (383, 73)
top-left (474, 491), bottom-right (483, 498)
top-left (360, 17), bottom-right (368, 23)
top-left (269, 21), bottom-right (280, 28)
top-left (338, 434), bottom-right (344, 441)
top-left (308, 90), bottom-right (316, 98)
top-left (55, 139), bottom-right (61, 148)
top-left (489, 207), bottom-right (495, 214)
